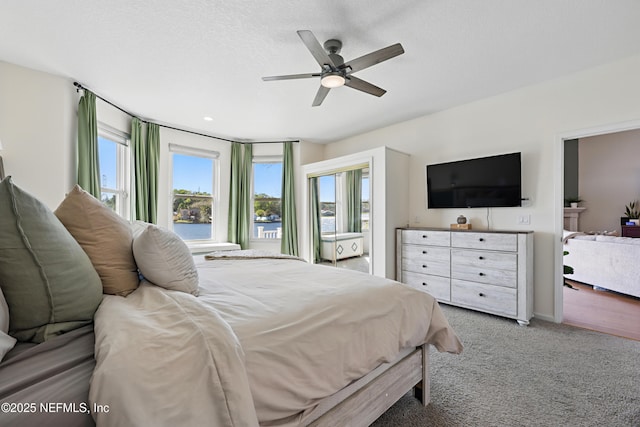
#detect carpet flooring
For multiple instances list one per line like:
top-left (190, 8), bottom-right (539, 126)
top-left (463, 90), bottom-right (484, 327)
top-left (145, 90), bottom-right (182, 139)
top-left (371, 305), bottom-right (640, 427)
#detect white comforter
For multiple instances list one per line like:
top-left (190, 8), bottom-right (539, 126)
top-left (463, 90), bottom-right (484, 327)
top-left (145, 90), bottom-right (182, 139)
top-left (90, 256), bottom-right (462, 427)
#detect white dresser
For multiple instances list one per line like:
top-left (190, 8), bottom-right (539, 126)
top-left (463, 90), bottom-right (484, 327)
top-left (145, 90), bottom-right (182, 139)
top-left (396, 228), bottom-right (533, 325)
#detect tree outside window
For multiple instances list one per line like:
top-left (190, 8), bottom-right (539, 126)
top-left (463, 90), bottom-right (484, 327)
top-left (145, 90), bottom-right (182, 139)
top-left (171, 151), bottom-right (215, 241)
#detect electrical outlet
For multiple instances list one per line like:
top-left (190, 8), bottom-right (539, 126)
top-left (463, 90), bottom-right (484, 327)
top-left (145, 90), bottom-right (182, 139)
top-left (517, 214), bottom-right (530, 225)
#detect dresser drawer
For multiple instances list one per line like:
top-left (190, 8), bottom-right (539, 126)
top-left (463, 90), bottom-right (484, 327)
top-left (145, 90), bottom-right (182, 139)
top-left (451, 279), bottom-right (517, 316)
top-left (451, 264), bottom-right (517, 288)
top-left (401, 271), bottom-right (451, 301)
top-left (451, 249), bottom-right (517, 271)
top-left (401, 258), bottom-right (450, 277)
top-left (451, 232), bottom-right (517, 252)
top-left (401, 230), bottom-right (450, 247)
top-left (402, 245), bottom-right (450, 263)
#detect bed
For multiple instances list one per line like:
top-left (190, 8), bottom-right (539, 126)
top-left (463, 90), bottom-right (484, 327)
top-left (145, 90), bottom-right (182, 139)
top-left (0, 178), bottom-right (462, 427)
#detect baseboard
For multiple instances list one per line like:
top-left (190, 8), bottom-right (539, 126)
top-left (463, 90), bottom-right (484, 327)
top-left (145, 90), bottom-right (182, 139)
top-left (533, 312), bottom-right (556, 323)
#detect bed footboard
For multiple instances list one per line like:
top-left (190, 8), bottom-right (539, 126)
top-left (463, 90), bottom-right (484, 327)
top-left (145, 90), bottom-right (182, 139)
top-left (308, 344), bottom-right (429, 427)
top-left (414, 343), bottom-right (430, 406)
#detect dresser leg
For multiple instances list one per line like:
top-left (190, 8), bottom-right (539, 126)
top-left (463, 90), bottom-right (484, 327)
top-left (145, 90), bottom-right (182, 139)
top-left (517, 319), bottom-right (530, 326)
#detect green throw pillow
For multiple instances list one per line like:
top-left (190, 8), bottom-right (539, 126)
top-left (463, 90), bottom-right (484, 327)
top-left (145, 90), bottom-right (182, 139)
top-left (0, 177), bottom-right (103, 343)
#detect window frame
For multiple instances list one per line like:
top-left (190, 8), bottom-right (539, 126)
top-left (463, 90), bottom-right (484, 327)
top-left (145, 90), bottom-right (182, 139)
top-left (168, 143), bottom-right (220, 242)
top-left (97, 123), bottom-right (131, 219)
top-left (251, 155), bottom-right (283, 241)
top-left (361, 169), bottom-right (370, 231)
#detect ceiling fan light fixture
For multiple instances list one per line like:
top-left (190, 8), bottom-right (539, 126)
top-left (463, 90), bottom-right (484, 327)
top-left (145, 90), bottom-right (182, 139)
top-left (321, 73), bottom-right (345, 88)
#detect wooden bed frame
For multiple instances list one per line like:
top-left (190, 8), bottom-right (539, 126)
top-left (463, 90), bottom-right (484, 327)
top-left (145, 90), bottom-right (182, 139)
top-left (304, 344), bottom-right (430, 426)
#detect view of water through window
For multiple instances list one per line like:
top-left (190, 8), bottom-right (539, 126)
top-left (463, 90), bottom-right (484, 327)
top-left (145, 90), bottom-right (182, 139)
top-left (172, 153), bottom-right (214, 240)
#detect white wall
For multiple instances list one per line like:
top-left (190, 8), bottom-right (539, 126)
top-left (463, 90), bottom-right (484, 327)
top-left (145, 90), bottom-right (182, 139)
top-left (0, 61), bottom-right (76, 208)
top-left (578, 129), bottom-right (640, 233)
top-left (324, 54), bottom-right (640, 321)
top-left (5, 53), bottom-right (640, 320)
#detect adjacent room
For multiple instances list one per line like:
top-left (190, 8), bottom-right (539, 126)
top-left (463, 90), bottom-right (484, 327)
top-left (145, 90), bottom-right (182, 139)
top-left (1, 1), bottom-right (639, 426)
top-left (562, 129), bottom-right (640, 340)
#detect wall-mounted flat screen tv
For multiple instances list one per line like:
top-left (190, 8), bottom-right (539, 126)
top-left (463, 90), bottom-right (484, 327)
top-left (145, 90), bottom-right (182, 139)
top-left (426, 152), bottom-right (522, 208)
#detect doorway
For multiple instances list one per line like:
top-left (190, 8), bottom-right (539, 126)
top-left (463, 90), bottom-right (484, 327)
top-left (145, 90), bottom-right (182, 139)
top-left (557, 121), bottom-right (640, 340)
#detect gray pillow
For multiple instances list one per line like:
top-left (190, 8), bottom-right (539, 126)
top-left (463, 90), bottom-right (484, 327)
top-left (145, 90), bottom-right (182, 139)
top-left (0, 177), bottom-right (103, 343)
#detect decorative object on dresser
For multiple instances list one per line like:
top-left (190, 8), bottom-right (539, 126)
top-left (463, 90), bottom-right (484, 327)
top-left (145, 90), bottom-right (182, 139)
top-left (396, 228), bottom-right (534, 325)
top-left (451, 215), bottom-right (472, 230)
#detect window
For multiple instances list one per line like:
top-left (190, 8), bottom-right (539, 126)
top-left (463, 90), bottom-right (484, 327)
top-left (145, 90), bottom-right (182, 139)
top-left (252, 158), bottom-right (282, 239)
top-left (98, 124), bottom-right (130, 218)
top-left (361, 171), bottom-right (370, 231)
top-left (170, 145), bottom-right (217, 241)
top-left (319, 174), bottom-right (336, 234)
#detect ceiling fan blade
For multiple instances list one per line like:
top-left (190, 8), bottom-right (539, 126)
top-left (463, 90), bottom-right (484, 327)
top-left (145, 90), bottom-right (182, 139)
top-left (344, 76), bottom-right (386, 97)
top-left (312, 85), bottom-right (330, 107)
top-left (342, 43), bottom-right (404, 74)
top-left (297, 30), bottom-right (336, 68)
top-left (262, 72), bottom-right (320, 81)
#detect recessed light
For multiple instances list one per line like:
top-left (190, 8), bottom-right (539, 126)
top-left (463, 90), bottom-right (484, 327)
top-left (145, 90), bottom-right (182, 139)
top-left (203, 116), bottom-right (213, 121)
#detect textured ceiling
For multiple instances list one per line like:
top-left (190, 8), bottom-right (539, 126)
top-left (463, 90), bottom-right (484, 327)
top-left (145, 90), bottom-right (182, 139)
top-left (1, 1), bottom-right (640, 143)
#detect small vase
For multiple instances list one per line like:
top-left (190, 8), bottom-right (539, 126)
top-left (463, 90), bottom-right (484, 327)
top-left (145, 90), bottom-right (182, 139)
top-left (631, 219), bottom-right (640, 226)
top-left (570, 202), bottom-right (578, 208)
top-left (457, 215), bottom-right (467, 224)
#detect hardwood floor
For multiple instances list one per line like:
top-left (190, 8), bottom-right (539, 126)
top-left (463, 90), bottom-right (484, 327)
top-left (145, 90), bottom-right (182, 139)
top-left (563, 280), bottom-right (640, 341)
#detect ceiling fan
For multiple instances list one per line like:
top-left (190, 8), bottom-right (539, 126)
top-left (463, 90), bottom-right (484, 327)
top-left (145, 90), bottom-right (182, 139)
top-left (262, 30), bottom-right (404, 107)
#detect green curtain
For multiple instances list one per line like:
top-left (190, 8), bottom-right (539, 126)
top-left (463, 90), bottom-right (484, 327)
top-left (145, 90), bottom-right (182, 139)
top-left (132, 118), bottom-right (146, 219)
top-left (77, 90), bottom-right (100, 198)
top-left (228, 143), bottom-right (252, 248)
top-left (146, 123), bottom-right (160, 224)
top-left (228, 143), bottom-right (242, 244)
top-left (280, 142), bottom-right (299, 256)
top-left (346, 169), bottom-right (362, 233)
top-left (310, 177), bottom-right (322, 263)
top-left (133, 119), bottom-right (160, 223)
top-left (239, 143), bottom-right (253, 248)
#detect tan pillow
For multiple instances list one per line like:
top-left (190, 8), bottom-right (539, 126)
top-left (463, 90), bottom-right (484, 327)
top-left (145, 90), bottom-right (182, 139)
top-left (132, 224), bottom-right (199, 296)
top-left (55, 185), bottom-right (139, 296)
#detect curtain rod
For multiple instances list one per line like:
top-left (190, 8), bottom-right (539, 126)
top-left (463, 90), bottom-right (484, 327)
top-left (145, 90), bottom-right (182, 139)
top-left (73, 82), bottom-right (299, 145)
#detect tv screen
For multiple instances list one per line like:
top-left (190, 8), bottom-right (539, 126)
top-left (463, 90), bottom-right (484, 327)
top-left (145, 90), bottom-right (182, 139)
top-left (426, 152), bottom-right (522, 208)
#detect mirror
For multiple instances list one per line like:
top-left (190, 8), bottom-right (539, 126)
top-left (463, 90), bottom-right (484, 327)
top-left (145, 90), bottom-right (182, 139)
top-left (308, 166), bottom-right (370, 273)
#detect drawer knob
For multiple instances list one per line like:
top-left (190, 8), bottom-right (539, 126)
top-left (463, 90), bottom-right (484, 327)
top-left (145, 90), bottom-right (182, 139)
top-left (422, 264), bottom-right (427, 268)
top-left (479, 256), bottom-right (484, 260)
top-left (422, 282), bottom-right (428, 287)
top-left (479, 272), bottom-right (485, 276)
top-left (479, 292), bottom-right (485, 297)
top-left (422, 235), bottom-right (427, 238)
top-left (479, 238), bottom-right (485, 242)
top-left (422, 250), bottom-right (427, 254)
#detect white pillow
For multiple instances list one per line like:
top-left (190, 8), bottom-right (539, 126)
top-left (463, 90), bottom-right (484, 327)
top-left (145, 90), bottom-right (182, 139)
top-left (130, 220), bottom-right (151, 240)
top-left (0, 287), bottom-right (17, 362)
top-left (132, 224), bottom-right (199, 296)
